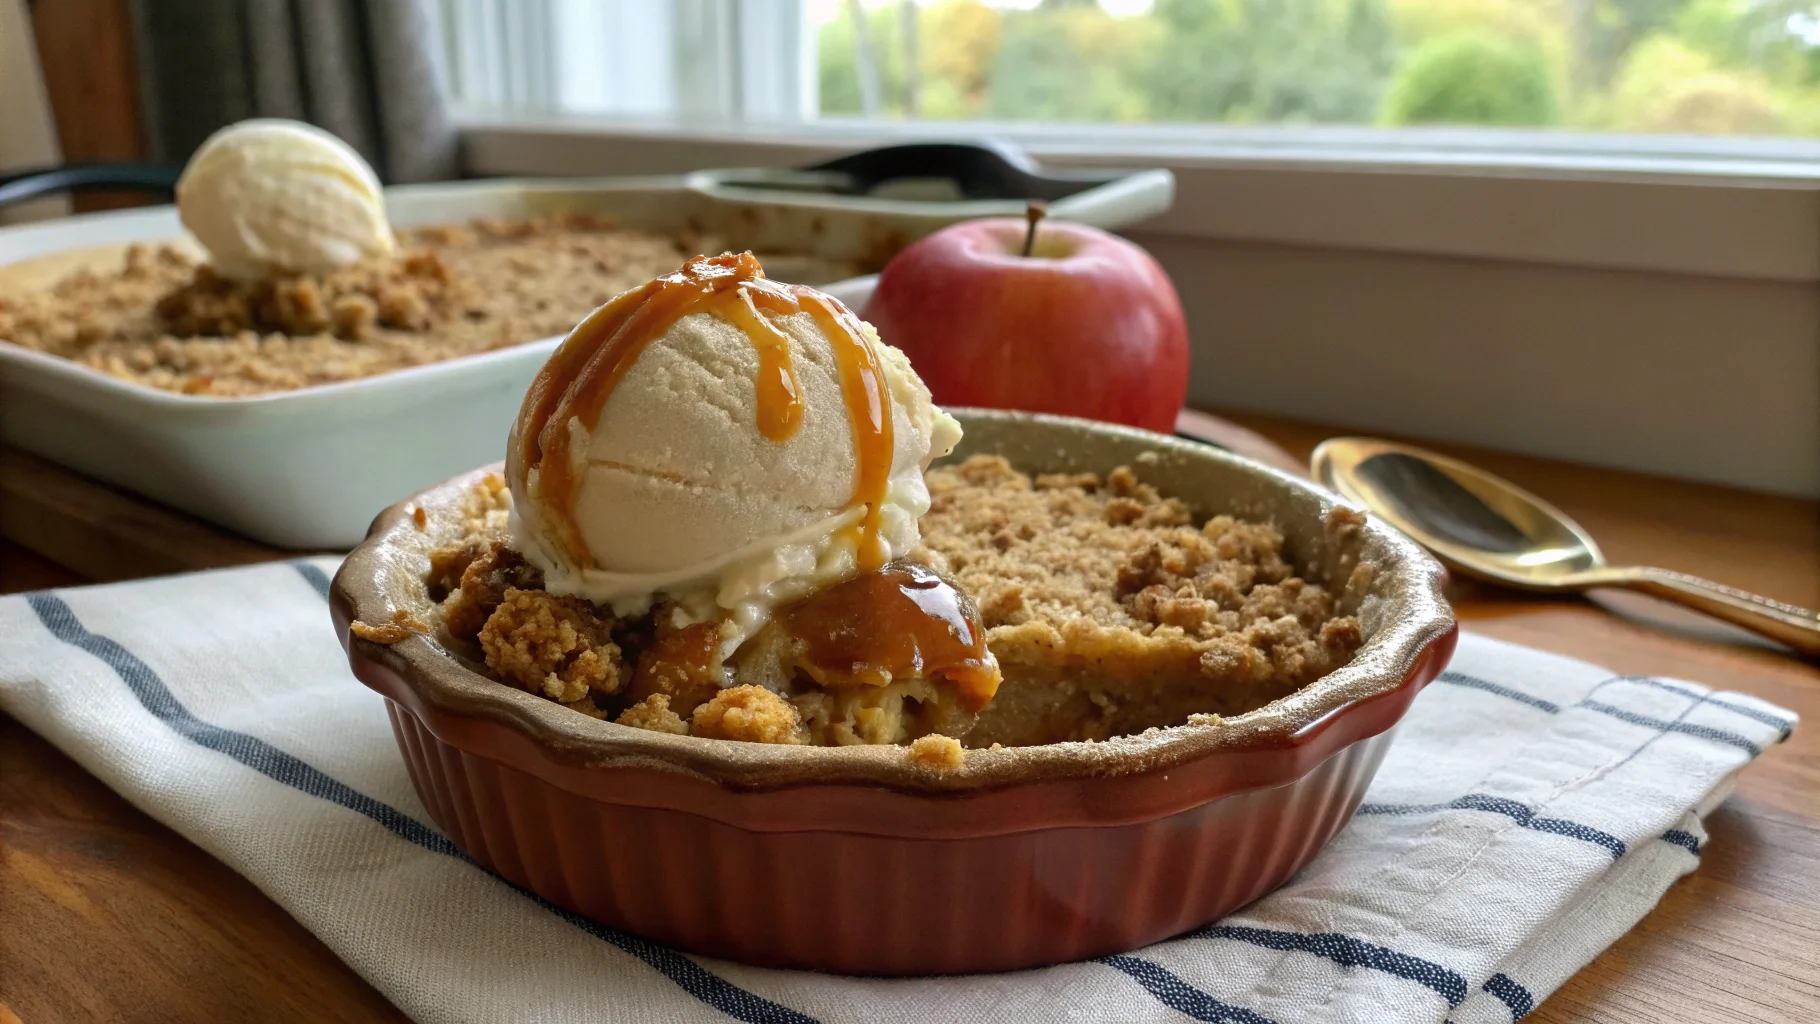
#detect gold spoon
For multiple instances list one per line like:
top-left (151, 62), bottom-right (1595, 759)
top-left (1311, 437), bottom-right (1820, 656)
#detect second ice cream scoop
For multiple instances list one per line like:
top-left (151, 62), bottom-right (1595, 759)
top-left (176, 118), bottom-right (394, 281)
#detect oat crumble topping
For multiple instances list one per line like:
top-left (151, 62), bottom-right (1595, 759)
top-left (907, 733), bottom-right (966, 769)
top-left (616, 694), bottom-right (690, 736)
top-left (689, 685), bottom-right (807, 745)
top-left (476, 588), bottom-right (624, 704)
top-left (348, 608), bottom-right (431, 645)
top-left (0, 216), bottom-right (857, 396)
top-left (914, 455), bottom-right (1363, 746)
top-left (423, 456), bottom-right (1365, 749)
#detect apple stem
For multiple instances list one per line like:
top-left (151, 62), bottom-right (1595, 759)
top-left (1022, 200), bottom-right (1047, 258)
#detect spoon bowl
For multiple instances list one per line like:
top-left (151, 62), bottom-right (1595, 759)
top-left (1312, 437), bottom-right (1820, 656)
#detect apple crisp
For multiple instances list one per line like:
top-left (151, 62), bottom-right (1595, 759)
top-left (419, 456), bottom-right (1364, 752)
top-left (0, 215), bottom-right (858, 397)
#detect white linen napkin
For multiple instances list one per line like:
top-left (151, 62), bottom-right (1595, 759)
top-left (0, 558), bottom-right (1796, 1024)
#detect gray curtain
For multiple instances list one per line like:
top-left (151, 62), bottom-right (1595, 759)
top-left (129, 0), bottom-right (458, 183)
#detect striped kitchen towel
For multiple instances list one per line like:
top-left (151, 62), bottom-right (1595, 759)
top-left (0, 558), bottom-right (1796, 1024)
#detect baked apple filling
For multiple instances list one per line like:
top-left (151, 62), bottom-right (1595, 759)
top-left (731, 562), bottom-right (998, 745)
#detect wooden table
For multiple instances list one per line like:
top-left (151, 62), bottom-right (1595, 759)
top-left (2, 411), bottom-right (1816, 1023)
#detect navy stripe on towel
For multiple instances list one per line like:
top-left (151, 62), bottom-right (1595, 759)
top-left (1661, 829), bottom-right (1702, 854)
top-left (1700, 700), bottom-right (1792, 740)
top-left (1437, 672), bottom-right (1561, 714)
top-left (1604, 676), bottom-right (1794, 737)
top-left (1194, 926), bottom-right (1467, 1006)
top-left (1482, 972), bottom-right (1535, 1020)
top-left (1358, 793), bottom-right (1626, 860)
top-left (1096, 955), bottom-right (1277, 1024)
top-left (1437, 671), bottom-right (1790, 745)
top-left (291, 561), bottom-right (332, 600)
top-left (27, 592), bottom-right (817, 1024)
top-left (1578, 699), bottom-right (1762, 756)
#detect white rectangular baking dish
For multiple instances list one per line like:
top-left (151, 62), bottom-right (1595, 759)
top-left (0, 168), bottom-right (1172, 550)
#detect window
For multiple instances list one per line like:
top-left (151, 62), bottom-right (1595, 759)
top-left (434, 1), bottom-right (1820, 501)
top-left (432, 0), bottom-right (818, 121)
top-left (436, 0), bottom-right (1820, 138)
top-left (815, 0), bottom-right (1820, 137)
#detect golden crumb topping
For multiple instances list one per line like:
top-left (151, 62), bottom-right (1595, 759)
top-left (915, 456), bottom-right (1199, 631)
top-left (348, 609), bottom-right (430, 645)
top-left (919, 455), bottom-right (1354, 648)
top-left (907, 733), bottom-right (965, 769)
top-left (917, 456), bottom-right (1363, 745)
top-left (476, 588), bottom-right (624, 704)
top-left (0, 216), bottom-right (767, 396)
top-left (616, 694), bottom-right (690, 735)
top-left (690, 685), bottom-right (805, 745)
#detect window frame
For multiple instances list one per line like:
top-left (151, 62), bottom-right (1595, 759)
top-left (456, 111), bottom-right (1820, 283)
top-left (454, 111), bottom-right (1820, 499)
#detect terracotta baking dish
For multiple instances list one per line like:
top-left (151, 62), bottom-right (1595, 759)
top-left (331, 409), bottom-right (1457, 975)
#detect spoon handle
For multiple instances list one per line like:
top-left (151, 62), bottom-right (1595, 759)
top-left (1618, 567), bottom-right (1820, 656)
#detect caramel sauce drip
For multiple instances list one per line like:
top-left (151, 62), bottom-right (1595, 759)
top-left (776, 562), bottom-right (1000, 711)
top-left (723, 287), bottom-right (805, 442)
top-left (793, 288), bottom-right (895, 571)
top-left (511, 252), bottom-right (851, 568)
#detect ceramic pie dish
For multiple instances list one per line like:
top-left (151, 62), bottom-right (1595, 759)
top-left (330, 409), bottom-right (1457, 975)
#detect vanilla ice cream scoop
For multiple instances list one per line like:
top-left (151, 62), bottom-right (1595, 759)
top-left (506, 252), bottom-right (961, 640)
top-left (176, 118), bottom-right (394, 280)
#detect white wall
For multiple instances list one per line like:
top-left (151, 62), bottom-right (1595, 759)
top-left (1136, 234), bottom-right (1820, 497)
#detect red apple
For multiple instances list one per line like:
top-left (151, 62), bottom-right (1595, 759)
top-left (863, 216), bottom-right (1188, 433)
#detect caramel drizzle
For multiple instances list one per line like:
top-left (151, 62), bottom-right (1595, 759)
top-left (507, 252), bottom-right (895, 571)
top-left (793, 288), bottom-right (895, 573)
top-left (724, 287), bottom-right (805, 442)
